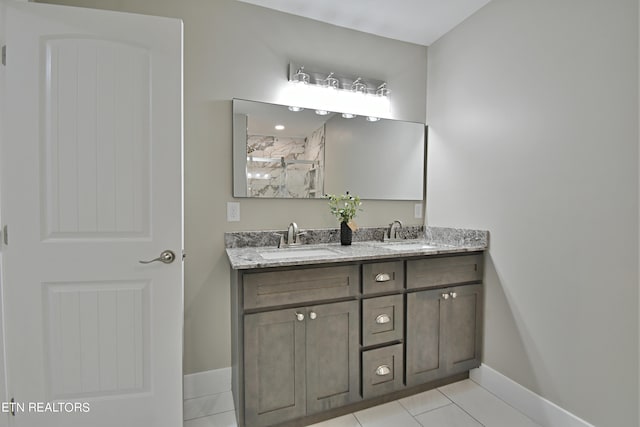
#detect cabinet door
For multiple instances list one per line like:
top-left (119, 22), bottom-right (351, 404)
top-left (244, 309), bottom-right (306, 427)
top-left (306, 300), bottom-right (360, 414)
top-left (406, 289), bottom-right (447, 386)
top-left (444, 284), bottom-right (483, 375)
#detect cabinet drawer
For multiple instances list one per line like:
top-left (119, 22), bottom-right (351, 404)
top-left (362, 295), bottom-right (403, 347)
top-left (362, 261), bottom-right (404, 294)
top-left (362, 344), bottom-right (403, 399)
top-left (407, 254), bottom-right (483, 290)
top-left (243, 265), bottom-right (359, 309)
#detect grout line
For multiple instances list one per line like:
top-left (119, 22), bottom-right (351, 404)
top-left (450, 401), bottom-right (487, 427)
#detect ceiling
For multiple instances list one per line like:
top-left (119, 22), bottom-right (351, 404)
top-left (235, 0), bottom-right (491, 46)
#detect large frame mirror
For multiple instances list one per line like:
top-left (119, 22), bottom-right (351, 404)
top-left (233, 99), bottom-right (425, 200)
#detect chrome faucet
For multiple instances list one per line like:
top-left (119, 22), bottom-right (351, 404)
top-left (287, 222), bottom-right (299, 245)
top-left (275, 222), bottom-right (306, 248)
top-left (385, 220), bottom-right (404, 241)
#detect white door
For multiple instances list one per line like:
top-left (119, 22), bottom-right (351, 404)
top-left (2, 2), bottom-right (183, 426)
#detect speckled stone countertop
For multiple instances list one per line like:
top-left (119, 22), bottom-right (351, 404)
top-left (225, 226), bottom-right (488, 270)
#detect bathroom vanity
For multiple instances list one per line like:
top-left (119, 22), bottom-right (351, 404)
top-left (226, 226), bottom-right (487, 427)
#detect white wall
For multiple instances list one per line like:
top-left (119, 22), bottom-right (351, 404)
top-left (36, 0), bottom-right (428, 374)
top-left (426, 1), bottom-right (639, 425)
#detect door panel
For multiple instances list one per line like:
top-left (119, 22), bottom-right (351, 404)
top-left (44, 281), bottom-right (149, 399)
top-left (306, 301), bottom-right (360, 414)
top-left (244, 310), bottom-right (306, 427)
top-left (3, 2), bottom-right (183, 426)
top-left (445, 284), bottom-right (483, 374)
top-left (406, 290), bottom-right (445, 386)
top-left (42, 38), bottom-right (151, 238)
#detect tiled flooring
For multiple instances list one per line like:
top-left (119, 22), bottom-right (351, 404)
top-left (183, 379), bottom-right (542, 427)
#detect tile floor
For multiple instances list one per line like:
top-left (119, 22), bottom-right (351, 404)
top-left (183, 379), bottom-right (542, 427)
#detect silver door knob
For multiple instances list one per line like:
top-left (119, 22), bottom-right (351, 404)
top-left (295, 312), bottom-right (305, 322)
top-left (442, 293), bottom-right (450, 300)
top-left (139, 250), bottom-right (176, 264)
top-left (309, 311), bottom-right (317, 320)
top-left (450, 292), bottom-right (457, 299)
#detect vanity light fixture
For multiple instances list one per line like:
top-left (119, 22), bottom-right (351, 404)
top-left (285, 62), bottom-right (391, 119)
top-left (274, 124), bottom-right (285, 130)
top-left (342, 113), bottom-right (356, 119)
top-left (291, 66), bottom-right (310, 84)
top-left (287, 63), bottom-right (388, 97)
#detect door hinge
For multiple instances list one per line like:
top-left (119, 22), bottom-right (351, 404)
top-left (1, 45), bottom-right (6, 67)
top-left (2, 225), bottom-right (8, 246)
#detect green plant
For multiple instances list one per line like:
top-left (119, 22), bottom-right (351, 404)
top-left (326, 193), bottom-right (362, 223)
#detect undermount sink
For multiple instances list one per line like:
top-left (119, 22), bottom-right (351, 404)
top-left (379, 241), bottom-right (440, 251)
top-left (257, 247), bottom-right (339, 260)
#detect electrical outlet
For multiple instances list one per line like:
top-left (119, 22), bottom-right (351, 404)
top-left (227, 202), bottom-right (240, 222)
top-left (414, 203), bottom-right (423, 219)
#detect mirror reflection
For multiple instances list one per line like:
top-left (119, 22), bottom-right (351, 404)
top-left (232, 99), bottom-right (425, 200)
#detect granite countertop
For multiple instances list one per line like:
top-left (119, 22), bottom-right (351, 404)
top-left (225, 226), bottom-right (488, 270)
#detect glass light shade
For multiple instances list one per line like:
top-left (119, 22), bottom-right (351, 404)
top-left (292, 67), bottom-right (310, 84)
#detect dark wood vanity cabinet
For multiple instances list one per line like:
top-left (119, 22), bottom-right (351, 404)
top-left (244, 301), bottom-right (359, 427)
top-left (231, 252), bottom-right (484, 427)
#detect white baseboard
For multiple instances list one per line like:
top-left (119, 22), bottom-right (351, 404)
top-left (470, 364), bottom-right (595, 427)
top-left (183, 367), bottom-right (232, 400)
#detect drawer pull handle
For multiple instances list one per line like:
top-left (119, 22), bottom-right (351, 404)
top-left (375, 273), bottom-right (391, 282)
top-left (375, 314), bottom-right (391, 324)
top-left (309, 311), bottom-right (317, 320)
top-left (450, 292), bottom-right (457, 299)
top-left (295, 312), bottom-right (305, 322)
top-left (442, 293), bottom-right (450, 300)
top-left (375, 365), bottom-right (391, 376)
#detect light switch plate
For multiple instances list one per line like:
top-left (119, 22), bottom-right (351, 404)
top-left (227, 202), bottom-right (240, 222)
top-left (414, 203), bottom-right (423, 219)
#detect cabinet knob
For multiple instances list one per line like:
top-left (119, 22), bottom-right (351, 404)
top-left (295, 312), bottom-right (305, 322)
top-left (309, 311), bottom-right (317, 320)
top-left (441, 293), bottom-right (450, 300)
top-left (375, 314), bottom-right (391, 324)
top-left (375, 273), bottom-right (391, 282)
top-left (375, 365), bottom-right (391, 376)
top-left (450, 292), bottom-right (457, 299)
